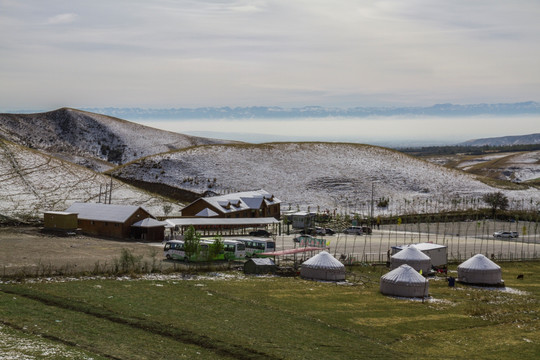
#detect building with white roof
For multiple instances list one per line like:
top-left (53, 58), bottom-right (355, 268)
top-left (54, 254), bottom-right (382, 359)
top-left (380, 264), bottom-right (429, 298)
top-left (65, 202), bottom-right (155, 239)
top-left (300, 251), bottom-right (346, 281)
top-left (457, 254), bottom-right (503, 285)
top-left (181, 189), bottom-right (281, 220)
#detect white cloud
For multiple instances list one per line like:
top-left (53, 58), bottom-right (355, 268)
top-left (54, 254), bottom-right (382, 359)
top-left (46, 13), bottom-right (78, 25)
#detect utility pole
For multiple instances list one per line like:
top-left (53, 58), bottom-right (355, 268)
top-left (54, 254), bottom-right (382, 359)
top-left (370, 181), bottom-right (375, 221)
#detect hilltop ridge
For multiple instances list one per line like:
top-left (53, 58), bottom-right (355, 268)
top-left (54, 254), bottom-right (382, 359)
top-left (0, 108), bottom-right (237, 172)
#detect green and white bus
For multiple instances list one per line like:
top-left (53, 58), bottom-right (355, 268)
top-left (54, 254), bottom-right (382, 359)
top-left (233, 238), bottom-right (276, 257)
top-left (164, 239), bottom-right (245, 261)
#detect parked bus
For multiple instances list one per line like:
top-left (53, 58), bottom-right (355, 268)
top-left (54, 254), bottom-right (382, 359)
top-left (233, 238), bottom-right (276, 257)
top-left (165, 239), bottom-right (245, 261)
top-left (203, 238), bottom-right (246, 260)
top-left (223, 239), bottom-right (246, 260)
top-left (163, 240), bottom-right (225, 262)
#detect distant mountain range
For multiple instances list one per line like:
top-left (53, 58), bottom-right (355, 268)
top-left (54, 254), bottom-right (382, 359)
top-left (80, 101), bottom-right (540, 119)
top-left (459, 133), bottom-right (540, 147)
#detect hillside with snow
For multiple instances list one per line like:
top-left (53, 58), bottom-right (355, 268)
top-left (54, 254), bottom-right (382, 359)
top-left (110, 142), bottom-right (540, 214)
top-left (0, 108), bottom-right (237, 172)
top-left (0, 139), bottom-right (180, 221)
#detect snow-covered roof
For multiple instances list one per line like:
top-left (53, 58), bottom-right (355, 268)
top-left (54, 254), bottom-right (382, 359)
top-left (458, 254), bottom-right (501, 271)
top-left (195, 208), bottom-right (219, 217)
top-left (301, 251), bottom-right (345, 270)
top-left (249, 258), bottom-right (276, 266)
top-left (393, 242), bottom-right (447, 251)
top-left (166, 217), bottom-right (279, 227)
top-left (131, 218), bottom-right (167, 228)
top-left (391, 245), bottom-right (431, 261)
top-left (44, 211), bottom-right (76, 216)
top-left (195, 189), bottom-right (280, 214)
top-left (65, 202), bottom-right (148, 223)
top-left (381, 264), bottom-right (427, 284)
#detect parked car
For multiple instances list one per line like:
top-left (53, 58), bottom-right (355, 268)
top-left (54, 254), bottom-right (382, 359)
top-left (493, 231), bottom-right (518, 238)
top-left (314, 227), bottom-right (327, 235)
top-left (343, 226), bottom-right (363, 235)
top-left (324, 228), bottom-right (335, 235)
top-left (249, 229), bottom-right (271, 237)
top-left (361, 226), bottom-right (372, 235)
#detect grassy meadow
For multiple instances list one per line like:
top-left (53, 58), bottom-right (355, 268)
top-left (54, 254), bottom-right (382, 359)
top-left (1, 261), bottom-right (539, 359)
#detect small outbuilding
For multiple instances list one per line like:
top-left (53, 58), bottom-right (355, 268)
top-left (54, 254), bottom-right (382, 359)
top-left (380, 264), bottom-right (429, 298)
top-left (390, 245), bottom-right (432, 274)
top-left (43, 211), bottom-right (78, 232)
top-left (244, 258), bottom-right (277, 275)
top-left (131, 218), bottom-right (167, 241)
top-left (300, 251), bottom-right (346, 281)
top-left (457, 254), bottom-right (503, 285)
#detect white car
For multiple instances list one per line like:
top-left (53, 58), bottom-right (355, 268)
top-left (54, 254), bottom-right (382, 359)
top-left (493, 231), bottom-right (518, 238)
top-left (343, 226), bottom-right (363, 235)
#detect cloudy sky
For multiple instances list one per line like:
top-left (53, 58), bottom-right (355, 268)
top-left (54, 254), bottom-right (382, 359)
top-left (1, 0), bottom-right (540, 112)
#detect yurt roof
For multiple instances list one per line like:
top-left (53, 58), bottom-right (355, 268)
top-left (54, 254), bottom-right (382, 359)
top-left (302, 251), bottom-right (345, 270)
top-left (381, 264), bottom-right (427, 284)
top-left (458, 254), bottom-right (501, 271)
top-left (391, 245), bottom-right (431, 261)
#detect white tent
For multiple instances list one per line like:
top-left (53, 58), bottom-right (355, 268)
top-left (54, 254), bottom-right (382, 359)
top-left (390, 245), bottom-right (431, 274)
top-left (457, 254), bottom-right (503, 285)
top-left (300, 251), bottom-right (346, 281)
top-left (380, 264), bottom-right (429, 298)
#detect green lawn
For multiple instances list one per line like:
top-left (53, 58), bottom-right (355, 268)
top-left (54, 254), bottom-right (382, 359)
top-left (1, 262), bottom-right (539, 359)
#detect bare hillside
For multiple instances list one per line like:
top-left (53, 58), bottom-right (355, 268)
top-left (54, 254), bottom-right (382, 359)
top-left (0, 139), bottom-right (180, 220)
top-left (0, 108), bottom-right (236, 172)
top-left (110, 142), bottom-right (540, 213)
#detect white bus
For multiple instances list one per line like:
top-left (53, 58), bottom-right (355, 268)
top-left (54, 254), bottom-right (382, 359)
top-left (163, 240), bottom-right (189, 261)
top-left (223, 239), bottom-right (246, 260)
top-left (203, 238), bottom-right (247, 260)
top-left (164, 239), bottom-right (246, 261)
top-left (234, 238), bottom-right (276, 257)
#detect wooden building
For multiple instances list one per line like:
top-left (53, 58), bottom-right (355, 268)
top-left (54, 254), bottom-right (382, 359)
top-left (65, 203), bottom-right (155, 239)
top-left (131, 218), bottom-right (167, 241)
top-left (181, 189), bottom-right (281, 220)
top-left (43, 211), bottom-right (78, 232)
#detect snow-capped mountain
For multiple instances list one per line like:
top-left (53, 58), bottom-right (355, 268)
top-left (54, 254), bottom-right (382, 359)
top-left (459, 133), bottom-right (540, 146)
top-left (0, 108), bottom-right (237, 172)
top-left (83, 101), bottom-right (540, 119)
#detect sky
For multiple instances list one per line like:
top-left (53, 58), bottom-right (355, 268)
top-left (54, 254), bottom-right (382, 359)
top-left (1, 0), bottom-right (540, 111)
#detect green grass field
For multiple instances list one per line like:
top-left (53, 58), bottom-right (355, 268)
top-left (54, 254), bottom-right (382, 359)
top-left (1, 262), bottom-right (539, 359)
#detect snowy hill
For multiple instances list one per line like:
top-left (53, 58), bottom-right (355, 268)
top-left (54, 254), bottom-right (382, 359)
top-left (0, 138), bottom-right (180, 220)
top-left (0, 108), bottom-right (237, 172)
top-left (459, 133), bottom-right (540, 147)
top-left (110, 142), bottom-right (540, 214)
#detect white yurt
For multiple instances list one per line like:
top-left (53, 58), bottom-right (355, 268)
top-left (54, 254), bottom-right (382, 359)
top-left (380, 264), bottom-right (429, 298)
top-left (390, 245), bottom-right (432, 274)
top-left (457, 254), bottom-right (503, 285)
top-left (300, 251), bottom-right (346, 281)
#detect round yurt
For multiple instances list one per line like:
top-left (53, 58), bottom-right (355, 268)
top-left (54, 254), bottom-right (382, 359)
top-left (457, 254), bottom-right (503, 285)
top-left (390, 245), bottom-right (431, 274)
top-left (300, 251), bottom-right (346, 281)
top-left (380, 264), bottom-right (429, 298)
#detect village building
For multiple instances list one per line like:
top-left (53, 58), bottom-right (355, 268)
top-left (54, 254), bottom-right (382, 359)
top-left (65, 202), bottom-right (156, 239)
top-left (181, 189), bottom-right (281, 220)
top-left (43, 211), bottom-right (78, 232)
